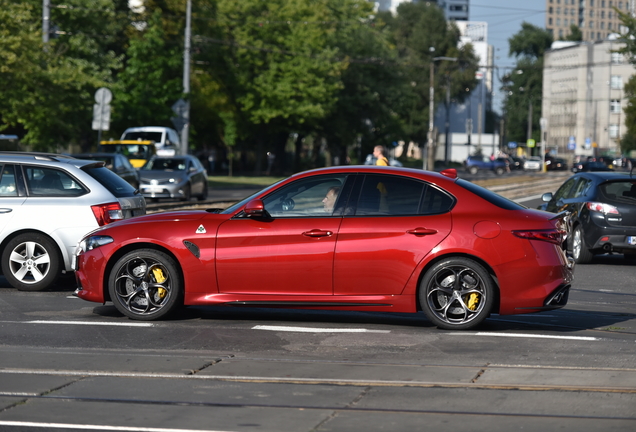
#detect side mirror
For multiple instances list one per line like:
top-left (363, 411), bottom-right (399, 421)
top-left (244, 199), bottom-right (266, 217)
top-left (541, 192), bottom-right (553, 202)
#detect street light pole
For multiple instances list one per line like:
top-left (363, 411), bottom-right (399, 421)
top-left (425, 55), bottom-right (457, 170)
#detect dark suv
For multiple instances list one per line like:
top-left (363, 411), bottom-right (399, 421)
top-left (540, 172), bottom-right (636, 263)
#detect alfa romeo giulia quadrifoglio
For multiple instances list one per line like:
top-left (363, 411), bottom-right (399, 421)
top-left (74, 166), bottom-right (574, 330)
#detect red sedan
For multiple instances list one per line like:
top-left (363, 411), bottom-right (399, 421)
top-left (74, 166), bottom-right (574, 330)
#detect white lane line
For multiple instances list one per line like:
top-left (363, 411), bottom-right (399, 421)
top-left (24, 320), bottom-right (154, 327)
top-left (0, 421), bottom-right (234, 432)
top-left (252, 325), bottom-right (390, 333)
top-left (450, 332), bottom-right (597, 341)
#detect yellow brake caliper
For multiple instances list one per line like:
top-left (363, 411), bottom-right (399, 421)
top-left (466, 293), bottom-right (480, 311)
top-left (152, 268), bottom-right (167, 298)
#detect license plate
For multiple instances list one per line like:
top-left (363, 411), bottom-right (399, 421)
top-left (628, 236), bottom-right (636, 246)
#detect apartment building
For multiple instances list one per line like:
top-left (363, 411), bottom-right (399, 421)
top-left (542, 38), bottom-right (635, 158)
top-left (546, 0), bottom-right (635, 41)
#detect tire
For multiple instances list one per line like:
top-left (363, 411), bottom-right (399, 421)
top-left (1, 233), bottom-right (61, 291)
top-left (572, 225), bottom-right (594, 264)
top-left (468, 166), bottom-right (478, 175)
top-left (181, 184), bottom-right (191, 202)
top-left (108, 249), bottom-right (182, 320)
top-left (197, 182), bottom-right (208, 201)
top-left (494, 167), bottom-right (505, 176)
top-left (419, 257), bottom-right (494, 330)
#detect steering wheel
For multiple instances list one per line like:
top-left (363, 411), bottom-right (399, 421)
top-left (281, 198), bottom-right (295, 211)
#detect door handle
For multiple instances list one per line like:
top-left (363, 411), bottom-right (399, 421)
top-left (0, 208), bottom-right (13, 214)
top-left (303, 229), bottom-right (333, 237)
top-left (406, 227), bottom-right (437, 236)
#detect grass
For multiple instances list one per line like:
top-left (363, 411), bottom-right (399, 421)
top-left (208, 175), bottom-right (285, 189)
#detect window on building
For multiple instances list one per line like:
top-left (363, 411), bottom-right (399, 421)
top-left (609, 22), bottom-right (613, 30)
top-left (549, 17), bottom-right (553, 25)
top-left (611, 52), bottom-right (623, 64)
top-left (557, 7), bottom-right (561, 13)
top-left (550, 7), bottom-right (553, 13)
top-left (590, 0), bottom-right (594, 5)
top-left (559, 29), bottom-right (564, 38)
top-left (601, 11), bottom-right (605, 18)
top-left (610, 99), bottom-right (622, 113)
top-left (571, 8), bottom-right (575, 15)
top-left (609, 11), bottom-right (613, 19)
top-left (590, 10), bottom-right (594, 18)
top-left (557, 18), bottom-right (561, 26)
top-left (609, 124), bottom-right (619, 138)
top-left (619, 1), bottom-right (623, 8)
top-left (602, 0), bottom-right (605, 6)
top-left (590, 21), bottom-right (594, 28)
top-left (611, 75), bottom-right (623, 89)
top-left (601, 22), bottom-right (605, 29)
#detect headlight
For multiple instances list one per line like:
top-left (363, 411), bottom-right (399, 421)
top-left (77, 235), bottom-right (114, 254)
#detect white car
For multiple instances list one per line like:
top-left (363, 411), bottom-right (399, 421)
top-left (0, 152), bottom-right (146, 291)
top-left (523, 157), bottom-right (543, 171)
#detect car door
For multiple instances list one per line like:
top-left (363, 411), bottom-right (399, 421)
top-left (215, 174), bottom-right (350, 295)
top-left (0, 165), bottom-right (27, 240)
top-left (333, 174), bottom-right (453, 296)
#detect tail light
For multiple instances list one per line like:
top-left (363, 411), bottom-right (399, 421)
top-left (586, 202), bottom-right (619, 215)
top-left (512, 229), bottom-right (564, 245)
top-left (91, 202), bottom-right (124, 226)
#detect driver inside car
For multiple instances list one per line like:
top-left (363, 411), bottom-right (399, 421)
top-left (322, 186), bottom-right (340, 213)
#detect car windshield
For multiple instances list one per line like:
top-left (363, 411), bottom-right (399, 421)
top-left (123, 132), bottom-right (163, 142)
top-left (83, 165), bottom-right (139, 197)
top-left (100, 144), bottom-right (153, 159)
top-left (600, 180), bottom-right (636, 202)
top-left (456, 179), bottom-right (527, 210)
top-left (142, 158), bottom-right (187, 171)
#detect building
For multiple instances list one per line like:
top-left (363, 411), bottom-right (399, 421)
top-left (541, 37), bottom-right (635, 159)
top-left (545, 0), bottom-right (635, 41)
top-left (375, 0), bottom-right (469, 21)
top-left (433, 21), bottom-right (495, 162)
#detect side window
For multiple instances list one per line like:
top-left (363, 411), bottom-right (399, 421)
top-left (552, 177), bottom-right (577, 201)
top-left (572, 178), bottom-right (591, 198)
top-left (355, 174), bottom-right (453, 216)
top-left (263, 175), bottom-right (348, 217)
top-left (0, 165), bottom-right (18, 197)
top-left (25, 167), bottom-right (87, 197)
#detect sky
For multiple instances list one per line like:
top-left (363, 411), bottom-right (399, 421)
top-left (470, 0), bottom-right (546, 111)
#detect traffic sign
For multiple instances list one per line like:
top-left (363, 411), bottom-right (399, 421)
top-left (92, 87), bottom-right (112, 131)
top-left (567, 136), bottom-right (576, 150)
top-left (527, 139), bottom-right (536, 148)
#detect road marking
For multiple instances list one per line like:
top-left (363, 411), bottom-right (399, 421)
top-left (0, 421), bottom-right (234, 432)
top-left (450, 332), bottom-right (597, 341)
top-left (24, 320), bottom-right (154, 327)
top-left (253, 325), bottom-right (390, 333)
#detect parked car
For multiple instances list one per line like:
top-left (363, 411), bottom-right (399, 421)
top-left (540, 171), bottom-right (636, 264)
top-left (72, 153), bottom-right (140, 189)
top-left (523, 157), bottom-right (543, 171)
top-left (0, 152), bottom-right (146, 291)
top-left (138, 155), bottom-right (208, 201)
top-left (463, 156), bottom-right (507, 175)
top-left (571, 161), bottom-right (613, 173)
top-left (74, 166), bottom-right (573, 330)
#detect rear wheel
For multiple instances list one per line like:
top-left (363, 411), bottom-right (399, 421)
top-left (468, 166), bottom-right (478, 175)
top-left (1, 233), bottom-right (61, 291)
top-left (181, 184), bottom-right (191, 202)
top-left (494, 167), bottom-right (505, 176)
top-left (572, 226), bottom-right (594, 264)
top-left (419, 258), bottom-right (494, 330)
top-left (108, 249), bottom-right (182, 320)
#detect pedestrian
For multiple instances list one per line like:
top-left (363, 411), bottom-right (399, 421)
top-left (373, 146), bottom-right (389, 166)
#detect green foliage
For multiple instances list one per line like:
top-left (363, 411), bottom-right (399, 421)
top-left (616, 10), bottom-right (636, 155)
top-left (563, 24), bottom-right (583, 42)
top-left (502, 23), bottom-right (552, 146)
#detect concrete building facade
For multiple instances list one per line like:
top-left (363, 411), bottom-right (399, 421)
top-left (545, 0), bottom-right (634, 41)
top-left (542, 38), bottom-right (635, 159)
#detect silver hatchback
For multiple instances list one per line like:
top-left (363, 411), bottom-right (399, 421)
top-left (0, 152), bottom-right (146, 291)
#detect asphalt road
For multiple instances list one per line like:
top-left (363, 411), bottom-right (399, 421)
top-left (0, 254), bottom-right (635, 431)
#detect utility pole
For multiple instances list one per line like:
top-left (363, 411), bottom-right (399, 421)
top-left (180, 0), bottom-right (192, 155)
top-left (42, 0), bottom-right (50, 44)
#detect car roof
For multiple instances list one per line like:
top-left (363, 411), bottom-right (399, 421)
top-left (286, 165), bottom-right (459, 185)
top-left (0, 151), bottom-right (99, 168)
top-left (575, 171), bottom-right (635, 181)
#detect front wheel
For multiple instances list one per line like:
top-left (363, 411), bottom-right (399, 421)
top-left (1, 233), bottom-right (61, 291)
top-left (108, 249), bottom-right (182, 320)
top-left (419, 258), bottom-right (494, 330)
top-left (468, 166), bottom-right (478, 175)
top-left (572, 226), bottom-right (594, 264)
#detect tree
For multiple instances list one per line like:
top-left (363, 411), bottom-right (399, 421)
top-left (502, 23), bottom-right (553, 148)
top-left (563, 24), bottom-right (583, 42)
